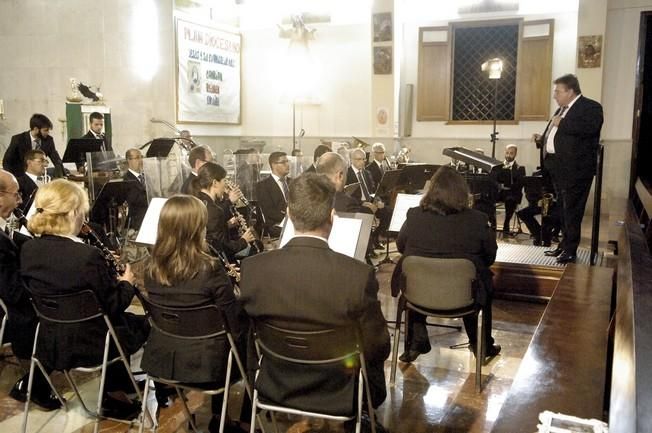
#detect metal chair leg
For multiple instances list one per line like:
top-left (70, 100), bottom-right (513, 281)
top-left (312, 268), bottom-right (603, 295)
top-left (475, 310), bottom-right (484, 393)
top-left (176, 388), bottom-right (199, 433)
top-left (390, 299), bottom-right (404, 385)
top-left (138, 377), bottom-right (151, 433)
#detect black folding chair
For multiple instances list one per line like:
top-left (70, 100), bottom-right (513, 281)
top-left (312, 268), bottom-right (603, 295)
top-left (135, 293), bottom-right (261, 433)
top-left (250, 321), bottom-right (376, 433)
top-left (0, 298), bottom-right (8, 348)
top-left (22, 289), bottom-right (151, 433)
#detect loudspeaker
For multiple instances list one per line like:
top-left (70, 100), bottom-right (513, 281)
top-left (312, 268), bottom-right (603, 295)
top-left (400, 84), bottom-right (414, 137)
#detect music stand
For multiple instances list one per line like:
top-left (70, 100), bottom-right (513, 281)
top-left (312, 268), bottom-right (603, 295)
top-left (522, 176), bottom-right (545, 197)
top-left (374, 169), bottom-right (403, 202)
top-left (90, 180), bottom-right (136, 235)
top-left (134, 198), bottom-right (169, 245)
top-left (397, 164), bottom-right (440, 193)
top-left (145, 138), bottom-right (176, 158)
top-left (63, 138), bottom-right (103, 166)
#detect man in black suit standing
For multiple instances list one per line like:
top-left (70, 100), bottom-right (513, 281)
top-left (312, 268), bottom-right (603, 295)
top-left (366, 142), bottom-right (391, 186)
top-left (240, 173), bottom-right (390, 432)
top-left (16, 149), bottom-right (49, 212)
top-left (181, 146), bottom-right (213, 194)
top-left (123, 148), bottom-right (148, 231)
top-left (82, 111), bottom-right (112, 151)
top-left (3, 113), bottom-right (64, 178)
top-left (495, 144), bottom-right (526, 236)
top-left (533, 74), bottom-right (603, 264)
top-left (255, 151), bottom-right (290, 238)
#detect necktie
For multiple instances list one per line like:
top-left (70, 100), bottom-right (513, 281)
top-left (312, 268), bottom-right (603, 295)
top-left (280, 178), bottom-right (289, 202)
top-left (138, 173), bottom-right (145, 186)
top-left (36, 175), bottom-right (44, 185)
top-left (543, 106), bottom-right (568, 157)
top-left (33, 139), bottom-right (41, 150)
top-left (357, 171), bottom-right (371, 201)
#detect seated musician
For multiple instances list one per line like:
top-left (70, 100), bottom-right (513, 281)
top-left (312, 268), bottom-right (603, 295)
top-left (366, 142), bottom-right (391, 186)
top-left (304, 144), bottom-right (330, 173)
top-left (517, 171), bottom-right (562, 247)
top-left (20, 179), bottom-right (149, 419)
top-left (240, 173), bottom-right (390, 433)
top-left (123, 148), bottom-right (148, 231)
top-left (140, 195), bottom-right (252, 433)
top-left (16, 149), bottom-right (49, 212)
top-left (255, 151), bottom-right (290, 238)
top-left (317, 151), bottom-right (372, 214)
top-left (182, 146), bottom-right (213, 194)
top-left (192, 162), bottom-right (255, 261)
top-left (495, 144), bottom-right (525, 236)
top-left (392, 166), bottom-right (501, 363)
top-left (82, 112), bottom-right (112, 151)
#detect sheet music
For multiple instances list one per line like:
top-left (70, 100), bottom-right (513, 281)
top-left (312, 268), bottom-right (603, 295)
top-left (135, 197), bottom-right (168, 245)
top-left (388, 193), bottom-right (423, 232)
top-left (279, 215), bottom-right (362, 259)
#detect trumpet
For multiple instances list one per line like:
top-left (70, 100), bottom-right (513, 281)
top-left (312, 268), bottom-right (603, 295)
top-left (81, 223), bottom-right (126, 277)
top-left (539, 193), bottom-right (554, 217)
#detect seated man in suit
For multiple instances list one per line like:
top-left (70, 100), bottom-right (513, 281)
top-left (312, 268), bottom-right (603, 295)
top-left (123, 149), bottom-right (148, 231)
top-left (255, 151), bottom-right (290, 238)
top-left (16, 149), bottom-right (49, 213)
top-left (304, 144), bottom-right (331, 173)
top-left (317, 152), bottom-right (371, 215)
top-left (366, 142), bottom-right (391, 186)
top-left (181, 145), bottom-right (213, 194)
top-left (82, 111), bottom-right (111, 151)
top-left (3, 113), bottom-right (64, 178)
top-left (495, 144), bottom-right (526, 236)
top-left (240, 173), bottom-right (390, 433)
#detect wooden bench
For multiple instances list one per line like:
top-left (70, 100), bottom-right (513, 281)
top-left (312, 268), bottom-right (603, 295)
top-left (491, 263), bottom-right (613, 432)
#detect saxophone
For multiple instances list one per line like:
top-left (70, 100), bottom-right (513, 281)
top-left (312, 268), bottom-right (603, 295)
top-left (539, 193), bottom-right (554, 217)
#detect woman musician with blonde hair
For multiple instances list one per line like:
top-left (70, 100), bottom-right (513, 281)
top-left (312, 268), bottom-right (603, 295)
top-left (20, 179), bottom-right (148, 419)
top-left (140, 195), bottom-right (252, 433)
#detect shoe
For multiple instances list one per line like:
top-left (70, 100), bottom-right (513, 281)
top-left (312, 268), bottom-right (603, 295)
top-left (533, 238), bottom-right (542, 246)
top-left (374, 241), bottom-right (385, 250)
top-left (9, 376), bottom-right (63, 411)
top-left (544, 247), bottom-right (564, 257)
top-left (556, 252), bottom-right (577, 264)
top-left (399, 345), bottom-right (431, 363)
top-left (101, 396), bottom-right (141, 420)
top-left (155, 384), bottom-right (176, 408)
top-left (469, 344), bottom-right (502, 360)
top-left (344, 413), bottom-right (388, 433)
top-left (542, 241), bottom-right (552, 247)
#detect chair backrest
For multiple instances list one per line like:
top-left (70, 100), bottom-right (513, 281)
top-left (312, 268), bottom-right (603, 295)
top-left (254, 321), bottom-right (360, 365)
top-left (138, 294), bottom-right (227, 340)
top-left (402, 256), bottom-right (476, 310)
top-left (29, 289), bottom-right (104, 324)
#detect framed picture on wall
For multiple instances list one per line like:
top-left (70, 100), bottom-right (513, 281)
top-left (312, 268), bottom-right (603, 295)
top-left (577, 35), bottom-right (602, 68)
top-left (373, 12), bottom-right (392, 42)
top-left (175, 18), bottom-right (242, 124)
top-left (374, 47), bottom-right (392, 75)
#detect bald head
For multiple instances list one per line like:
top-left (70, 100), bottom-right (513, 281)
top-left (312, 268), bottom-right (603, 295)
top-left (316, 152), bottom-right (347, 191)
top-left (0, 169), bottom-right (20, 219)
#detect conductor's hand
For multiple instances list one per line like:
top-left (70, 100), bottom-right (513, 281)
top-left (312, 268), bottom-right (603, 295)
top-left (118, 263), bottom-right (135, 284)
top-left (242, 228), bottom-right (256, 243)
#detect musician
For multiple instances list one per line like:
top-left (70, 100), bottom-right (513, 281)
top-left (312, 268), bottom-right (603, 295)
top-left (141, 195), bottom-right (252, 433)
top-left (3, 113), bottom-right (64, 178)
top-left (366, 142), bottom-right (391, 186)
top-left (392, 166), bottom-right (500, 363)
top-left (181, 145), bottom-right (213, 194)
top-left (192, 162), bottom-right (255, 261)
top-left (517, 172), bottom-right (562, 247)
top-left (304, 144), bottom-right (330, 173)
top-left (123, 148), bottom-right (148, 231)
top-left (316, 152), bottom-right (371, 215)
top-left (495, 144), bottom-right (525, 236)
top-left (533, 74), bottom-right (603, 264)
top-left (17, 149), bottom-right (49, 212)
top-left (20, 179), bottom-right (149, 419)
top-left (240, 173), bottom-right (390, 433)
top-left (255, 151), bottom-right (290, 238)
top-left (82, 111), bottom-right (112, 151)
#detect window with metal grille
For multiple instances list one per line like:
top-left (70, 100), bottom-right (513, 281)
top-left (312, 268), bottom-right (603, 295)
top-left (451, 23), bottom-right (519, 121)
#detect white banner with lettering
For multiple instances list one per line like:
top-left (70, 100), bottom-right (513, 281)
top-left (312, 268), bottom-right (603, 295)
top-left (176, 19), bottom-right (241, 124)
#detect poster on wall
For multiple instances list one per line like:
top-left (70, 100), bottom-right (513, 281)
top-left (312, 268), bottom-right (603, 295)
top-left (577, 35), bottom-right (602, 68)
top-left (175, 19), bottom-right (241, 124)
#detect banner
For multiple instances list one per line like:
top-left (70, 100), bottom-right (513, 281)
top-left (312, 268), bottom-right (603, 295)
top-left (175, 19), bottom-right (241, 124)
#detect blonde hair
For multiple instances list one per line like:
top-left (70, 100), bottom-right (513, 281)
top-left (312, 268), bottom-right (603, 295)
top-left (28, 179), bottom-right (89, 235)
top-left (145, 195), bottom-right (215, 286)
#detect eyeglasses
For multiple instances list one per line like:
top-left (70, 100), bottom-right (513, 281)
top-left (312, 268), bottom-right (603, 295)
top-left (128, 155), bottom-right (143, 160)
top-left (30, 158), bottom-right (49, 164)
top-left (0, 190), bottom-right (21, 200)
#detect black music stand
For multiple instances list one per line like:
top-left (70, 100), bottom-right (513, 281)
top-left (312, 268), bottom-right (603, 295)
top-left (374, 169), bottom-right (403, 201)
top-left (90, 180), bottom-right (137, 235)
top-left (397, 164), bottom-right (440, 193)
top-left (63, 138), bottom-right (103, 167)
top-left (145, 138), bottom-right (176, 158)
top-left (522, 176), bottom-right (545, 197)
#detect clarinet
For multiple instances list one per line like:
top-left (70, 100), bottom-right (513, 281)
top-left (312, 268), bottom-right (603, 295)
top-left (81, 223), bottom-right (126, 277)
top-left (224, 178), bottom-right (264, 253)
top-left (208, 244), bottom-right (241, 288)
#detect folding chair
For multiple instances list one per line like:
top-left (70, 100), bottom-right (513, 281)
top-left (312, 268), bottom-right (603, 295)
top-left (0, 299), bottom-right (8, 348)
top-left (389, 256), bottom-right (486, 392)
top-left (136, 294), bottom-right (261, 433)
top-left (249, 321), bottom-right (376, 433)
top-left (22, 289), bottom-right (151, 433)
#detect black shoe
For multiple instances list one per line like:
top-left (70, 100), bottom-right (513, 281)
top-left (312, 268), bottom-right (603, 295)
top-left (9, 377), bottom-right (63, 411)
top-left (101, 396), bottom-right (141, 420)
top-left (544, 247), bottom-right (564, 257)
top-left (374, 241), bottom-right (385, 250)
top-left (556, 252), bottom-right (577, 264)
top-left (155, 384), bottom-right (176, 408)
top-left (533, 238), bottom-right (542, 246)
top-left (399, 346), bottom-right (431, 363)
top-left (344, 413), bottom-right (388, 433)
top-left (469, 344), bottom-right (502, 360)
top-left (542, 241), bottom-right (552, 247)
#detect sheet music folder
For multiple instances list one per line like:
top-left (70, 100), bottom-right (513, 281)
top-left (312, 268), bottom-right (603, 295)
top-left (397, 164), bottom-right (440, 192)
top-left (388, 193), bottom-right (423, 232)
top-left (63, 138), bottom-right (103, 163)
top-left (90, 180), bottom-right (137, 226)
top-left (146, 138), bottom-right (176, 158)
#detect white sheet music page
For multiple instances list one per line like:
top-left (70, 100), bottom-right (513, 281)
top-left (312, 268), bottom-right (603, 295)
top-left (388, 193), bottom-right (423, 232)
top-left (135, 197), bottom-right (168, 245)
top-left (279, 215), bottom-right (362, 258)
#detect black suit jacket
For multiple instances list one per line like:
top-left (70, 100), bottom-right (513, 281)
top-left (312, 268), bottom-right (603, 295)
top-left (334, 191), bottom-right (372, 215)
top-left (82, 130), bottom-right (112, 151)
top-left (392, 207), bottom-right (497, 302)
top-left (3, 131), bottom-right (64, 177)
top-left (239, 237), bottom-right (390, 414)
top-left (346, 166), bottom-right (376, 203)
top-left (366, 160), bottom-right (389, 187)
top-left (197, 191), bottom-right (247, 258)
top-left (141, 265), bottom-right (246, 383)
top-left (20, 235), bottom-right (147, 370)
top-left (0, 230), bottom-right (36, 358)
top-left (495, 162), bottom-right (526, 203)
top-left (16, 175), bottom-right (38, 213)
top-left (542, 96), bottom-right (603, 188)
top-left (255, 175), bottom-right (288, 232)
top-left (181, 172), bottom-right (196, 195)
top-left (123, 171), bottom-right (148, 230)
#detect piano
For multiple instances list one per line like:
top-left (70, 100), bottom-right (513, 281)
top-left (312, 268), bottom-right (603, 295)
top-left (442, 147), bottom-right (502, 173)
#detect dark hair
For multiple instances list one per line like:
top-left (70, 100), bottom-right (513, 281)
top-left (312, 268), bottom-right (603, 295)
top-left (288, 173), bottom-right (335, 232)
top-left (313, 144), bottom-right (331, 162)
top-left (233, 148), bottom-right (256, 155)
top-left (24, 149), bottom-right (46, 167)
top-left (89, 112), bottom-right (104, 122)
top-left (421, 166), bottom-right (469, 215)
top-left (29, 113), bottom-right (53, 130)
top-left (188, 146), bottom-right (210, 168)
top-left (190, 161), bottom-right (227, 196)
top-left (554, 74), bottom-right (582, 95)
top-left (269, 151), bottom-right (287, 166)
